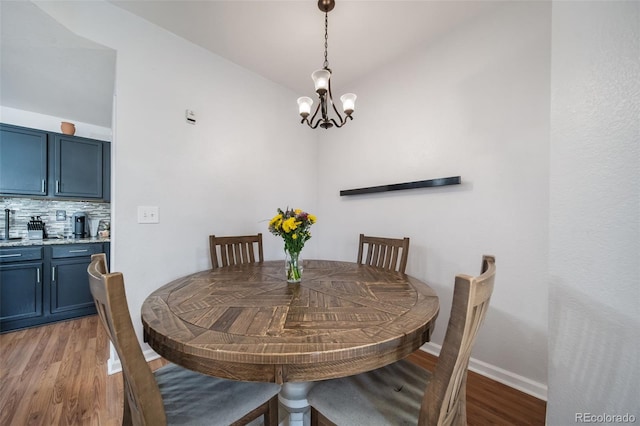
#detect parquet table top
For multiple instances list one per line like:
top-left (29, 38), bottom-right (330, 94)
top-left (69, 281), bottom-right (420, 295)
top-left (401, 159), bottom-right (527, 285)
top-left (142, 260), bottom-right (439, 384)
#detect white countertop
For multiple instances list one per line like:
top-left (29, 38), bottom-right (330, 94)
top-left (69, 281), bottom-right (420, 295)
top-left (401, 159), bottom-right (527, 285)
top-left (0, 237), bottom-right (110, 248)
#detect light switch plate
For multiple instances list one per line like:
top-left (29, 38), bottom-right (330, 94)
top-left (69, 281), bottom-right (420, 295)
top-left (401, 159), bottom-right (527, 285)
top-left (137, 206), bottom-right (159, 224)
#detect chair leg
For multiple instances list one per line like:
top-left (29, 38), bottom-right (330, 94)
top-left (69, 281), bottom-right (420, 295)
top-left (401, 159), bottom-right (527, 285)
top-left (265, 395), bottom-right (279, 426)
top-left (121, 391), bottom-right (133, 426)
top-left (452, 377), bottom-right (468, 426)
top-left (231, 395), bottom-right (278, 426)
top-left (311, 407), bottom-right (336, 426)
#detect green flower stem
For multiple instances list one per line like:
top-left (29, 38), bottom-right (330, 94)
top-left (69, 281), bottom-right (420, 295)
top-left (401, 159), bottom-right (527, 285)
top-left (286, 251), bottom-right (302, 282)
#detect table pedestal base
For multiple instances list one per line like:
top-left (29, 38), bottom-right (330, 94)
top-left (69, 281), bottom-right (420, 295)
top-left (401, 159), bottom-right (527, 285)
top-left (278, 382), bottom-right (314, 426)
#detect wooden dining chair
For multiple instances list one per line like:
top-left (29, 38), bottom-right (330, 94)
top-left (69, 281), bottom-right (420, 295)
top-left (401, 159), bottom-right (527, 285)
top-left (209, 233), bottom-right (264, 269)
top-left (357, 233), bottom-right (410, 274)
top-left (87, 254), bottom-right (280, 426)
top-left (308, 255), bottom-right (496, 426)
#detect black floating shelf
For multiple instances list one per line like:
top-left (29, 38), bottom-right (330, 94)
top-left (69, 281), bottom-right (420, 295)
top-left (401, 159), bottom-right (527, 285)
top-left (340, 176), bottom-right (461, 196)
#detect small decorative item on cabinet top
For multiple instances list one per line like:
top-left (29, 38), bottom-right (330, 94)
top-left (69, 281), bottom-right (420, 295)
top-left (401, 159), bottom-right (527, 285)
top-left (60, 121), bottom-right (76, 135)
top-left (268, 208), bottom-right (316, 283)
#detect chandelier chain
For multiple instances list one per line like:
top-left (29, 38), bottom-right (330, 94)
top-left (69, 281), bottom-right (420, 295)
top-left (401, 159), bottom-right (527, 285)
top-left (323, 11), bottom-right (329, 69)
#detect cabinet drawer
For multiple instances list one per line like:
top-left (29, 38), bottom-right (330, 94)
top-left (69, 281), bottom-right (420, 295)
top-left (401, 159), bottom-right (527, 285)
top-left (0, 247), bottom-right (43, 263)
top-left (51, 244), bottom-right (103, 259)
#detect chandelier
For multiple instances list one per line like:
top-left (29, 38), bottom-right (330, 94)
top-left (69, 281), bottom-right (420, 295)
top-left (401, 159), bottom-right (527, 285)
top-left (297, 0), bottom-right (356, 129)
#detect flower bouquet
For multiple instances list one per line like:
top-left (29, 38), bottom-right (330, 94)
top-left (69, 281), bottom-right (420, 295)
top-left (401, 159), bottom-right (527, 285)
top-left (268, 208), bottom-right (316, 283)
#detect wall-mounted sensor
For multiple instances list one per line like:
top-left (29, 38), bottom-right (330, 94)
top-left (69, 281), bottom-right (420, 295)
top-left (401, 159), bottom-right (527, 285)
top-left (186, 109), bottom-right (196, 125)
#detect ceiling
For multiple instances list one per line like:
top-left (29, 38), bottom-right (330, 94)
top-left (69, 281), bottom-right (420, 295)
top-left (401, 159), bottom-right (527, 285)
top-left (0, 1), bottom-right (116, 127)
top-left (0, 1), bottom-right (498, 128)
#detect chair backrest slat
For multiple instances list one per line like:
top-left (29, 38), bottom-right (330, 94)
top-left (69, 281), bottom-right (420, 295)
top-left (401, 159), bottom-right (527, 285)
top-left (87, 254), bottom-right (167, 425)
top-left (209, 233), bottom-right (264, 269)
top-left (419, 255), bottom-right (496, 426)
top-left (357, 234), bottom-right (410, 274)
top-left (221, 244), bottom-right (230, 266)
top-left (247, 243), bottom-right (255, 264)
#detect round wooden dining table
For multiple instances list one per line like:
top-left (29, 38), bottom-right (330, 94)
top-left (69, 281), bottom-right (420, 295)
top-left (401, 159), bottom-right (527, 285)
top-left (142, 259), bottom-right (439, 426)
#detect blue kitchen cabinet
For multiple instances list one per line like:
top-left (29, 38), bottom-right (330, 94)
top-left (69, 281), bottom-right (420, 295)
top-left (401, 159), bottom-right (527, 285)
top-left (103, 142), bottom-right (111, 203)
top-left (49, 244), bottom-right (102, 318)
top-left (0, 243), bottom-right (104, 333)
top-left (0, 124), bottom-right (48, 196)
top-left (104, 242), bottom-right (111, 269)
top-left (0, 123), bottom-right (110, 201)
top-left (0, 247), bottom-right (44, 331)
top-left (52, 135), bottom-right (103, 199)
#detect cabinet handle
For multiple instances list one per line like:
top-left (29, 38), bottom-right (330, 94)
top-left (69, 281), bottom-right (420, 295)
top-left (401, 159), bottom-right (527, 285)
top-left (42, 179), bottom-right (46, 193)
top-left (0, 253), bottom-right (22, 258)
top-left (52, 266), bottom-right (56, 281)
top-left (37, 268), bottom-right (40, 283)
top-left (69, 249), bottom-right (88, 253)
top-left (56, 180), bottom-right (60, 193)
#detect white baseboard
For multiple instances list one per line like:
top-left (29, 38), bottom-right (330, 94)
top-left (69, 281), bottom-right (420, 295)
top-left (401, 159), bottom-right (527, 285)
top-left (420, 343), bottom-right (548, 401)
top-left (107, 348), bottom-right (161, 375)
top-left (107, 357), bottom-right (120, 375)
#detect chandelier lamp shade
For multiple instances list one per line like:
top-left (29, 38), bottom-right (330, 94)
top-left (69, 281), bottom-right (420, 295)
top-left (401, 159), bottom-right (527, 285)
top-left (297, 0), bottom-right (356, 129)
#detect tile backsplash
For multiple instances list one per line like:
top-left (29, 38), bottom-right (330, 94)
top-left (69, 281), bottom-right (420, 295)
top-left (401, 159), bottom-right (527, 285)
top-left (1, 197), bottom-right (110, 239)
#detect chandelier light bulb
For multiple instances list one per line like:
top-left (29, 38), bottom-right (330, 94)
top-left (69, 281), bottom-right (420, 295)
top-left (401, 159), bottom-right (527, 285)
top-left (340, 93), bottom-right (357, 115)
top-left (297, 97), bottom-right (313, 117)
top-left (312, 69), bottom-right (331, 95)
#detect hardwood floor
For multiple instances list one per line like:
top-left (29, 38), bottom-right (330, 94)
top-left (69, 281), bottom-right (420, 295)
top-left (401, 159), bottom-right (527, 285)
top-left (0, 316), bottom-right (163, 426)
top-left (0, 316), bottom-right (546, 425)
top-left (405, 352), bottom-right (546, 425)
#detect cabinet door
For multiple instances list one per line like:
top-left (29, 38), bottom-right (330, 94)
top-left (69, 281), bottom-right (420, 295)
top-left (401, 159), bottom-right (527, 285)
top-left (53, 135), bottom-right (103, 198)
top-left (0, 262), bottom-right (44, 323)
top-left (0, 124), bottom-right (48, 196)
top-left (50, 258), bottom-right (96, 314)
top-left (103, 142), bottom-right (111, 202)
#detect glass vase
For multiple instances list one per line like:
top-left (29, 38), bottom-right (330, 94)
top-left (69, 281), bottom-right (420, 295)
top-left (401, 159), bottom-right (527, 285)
top-left (285, 250), bottom-right (302, 283)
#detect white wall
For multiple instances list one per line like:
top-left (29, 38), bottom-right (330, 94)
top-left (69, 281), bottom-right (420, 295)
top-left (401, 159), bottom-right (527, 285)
top-left (548, 1), bottom-right (640, 422)
top-left (315, 2), bottom-right (550, 398)
top-left (35, 1), bottom-right (318, 357)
